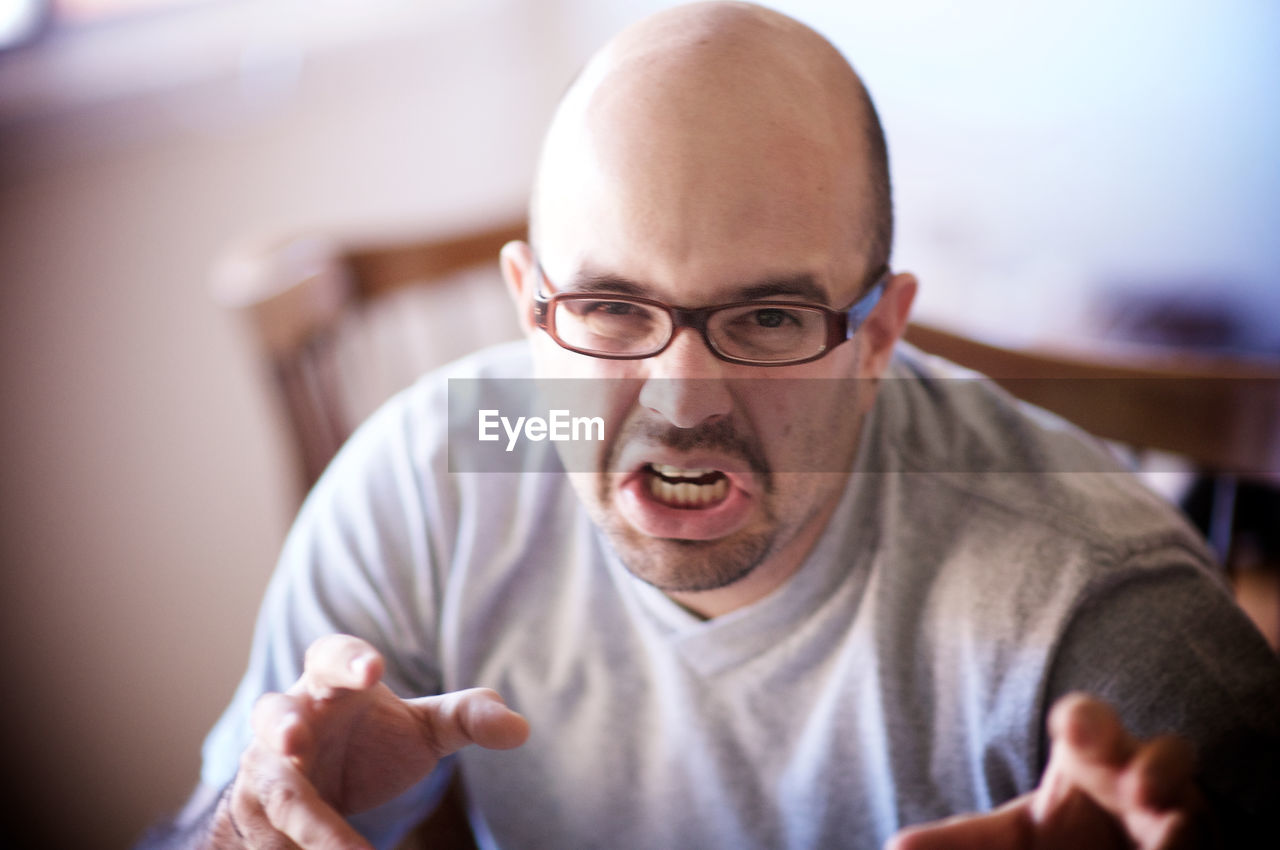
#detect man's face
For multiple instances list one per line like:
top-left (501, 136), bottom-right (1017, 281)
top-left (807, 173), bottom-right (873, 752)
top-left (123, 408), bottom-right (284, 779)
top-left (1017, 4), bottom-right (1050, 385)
top-left (507, 25), bottom-right (908, 612)
top-left (545, 324), bottom-right (871, 602)
top-left (519, 146), bottom-right (887, 611)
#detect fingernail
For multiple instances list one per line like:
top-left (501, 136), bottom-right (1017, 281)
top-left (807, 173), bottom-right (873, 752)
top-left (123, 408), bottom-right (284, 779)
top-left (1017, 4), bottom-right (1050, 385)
top-left (349, 653), bottom-right (371, 676)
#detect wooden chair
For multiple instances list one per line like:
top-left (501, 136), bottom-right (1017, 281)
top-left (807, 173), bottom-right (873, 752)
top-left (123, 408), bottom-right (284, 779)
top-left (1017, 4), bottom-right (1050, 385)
top-left (903, 321), bottom-right (1280, 565)
top-left (214, 218), bottom-right (528, 495)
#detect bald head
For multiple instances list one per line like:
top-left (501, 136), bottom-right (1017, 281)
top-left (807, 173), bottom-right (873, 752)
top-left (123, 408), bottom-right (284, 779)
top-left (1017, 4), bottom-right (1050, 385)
top-left (531, 2), bottom-right (892, 289)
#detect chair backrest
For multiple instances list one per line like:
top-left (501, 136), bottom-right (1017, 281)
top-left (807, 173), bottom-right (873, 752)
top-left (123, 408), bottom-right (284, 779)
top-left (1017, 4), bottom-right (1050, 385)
top-left (214, 218), bottom-right (528, 495)
top-left (903, 321), bottom-right (1280, 479)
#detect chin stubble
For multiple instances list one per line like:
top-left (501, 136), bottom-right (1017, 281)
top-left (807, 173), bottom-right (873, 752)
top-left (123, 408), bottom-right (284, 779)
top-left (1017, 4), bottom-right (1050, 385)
top-left (593, 414), bottom-right (778, 591)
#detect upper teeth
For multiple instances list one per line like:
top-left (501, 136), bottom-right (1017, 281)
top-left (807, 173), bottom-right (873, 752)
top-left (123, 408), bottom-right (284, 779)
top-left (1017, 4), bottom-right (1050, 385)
top-left (652, 463), bottom-right (713, 479)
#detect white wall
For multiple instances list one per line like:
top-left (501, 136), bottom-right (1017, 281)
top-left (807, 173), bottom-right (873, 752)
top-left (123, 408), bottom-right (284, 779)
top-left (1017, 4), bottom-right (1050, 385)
top-left (0, 2), bottom-right (572, 845)
top-left (794, 0), bottom-right (1280, 346)
top-left (0, 1), bottom-right (1275, 846)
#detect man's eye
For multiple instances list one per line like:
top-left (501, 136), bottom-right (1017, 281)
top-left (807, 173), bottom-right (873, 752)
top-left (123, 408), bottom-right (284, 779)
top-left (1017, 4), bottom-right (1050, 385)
top-left (569, 300), bottom-right (640, 317)
top-left (750, 308), bottom-right (800, 329)
top-left (594, 301), bottom-right (639, 316)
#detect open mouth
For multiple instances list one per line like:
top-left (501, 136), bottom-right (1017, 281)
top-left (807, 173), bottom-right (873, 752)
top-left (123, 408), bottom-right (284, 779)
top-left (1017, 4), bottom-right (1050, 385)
top-left (644, 463), bottom-right (730, 509)
top-left (614, 453), bottom-right (755, 540)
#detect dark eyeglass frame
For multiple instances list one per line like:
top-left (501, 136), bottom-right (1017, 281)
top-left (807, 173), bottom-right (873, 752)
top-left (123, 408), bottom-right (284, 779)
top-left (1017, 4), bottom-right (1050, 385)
top-left (530, 259), bottom-right (890, 367)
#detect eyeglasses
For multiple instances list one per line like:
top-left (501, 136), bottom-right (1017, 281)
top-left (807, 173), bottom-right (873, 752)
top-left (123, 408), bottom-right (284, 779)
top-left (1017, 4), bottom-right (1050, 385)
top-left (531, 260), bottom-right (888, 367)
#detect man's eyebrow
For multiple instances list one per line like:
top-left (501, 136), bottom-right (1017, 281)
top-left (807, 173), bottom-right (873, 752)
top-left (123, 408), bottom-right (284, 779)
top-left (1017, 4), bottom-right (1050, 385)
top-left (562, 271), bottom-right (831, 304)
top-left (561, 272), bottom-right (650, 297)
top-left (733, 274), bottom-right (828, 304)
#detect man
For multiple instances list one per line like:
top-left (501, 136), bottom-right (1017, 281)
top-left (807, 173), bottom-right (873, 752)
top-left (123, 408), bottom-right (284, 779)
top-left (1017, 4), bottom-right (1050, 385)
top-left (147, 3), bottom-right (1280, 848)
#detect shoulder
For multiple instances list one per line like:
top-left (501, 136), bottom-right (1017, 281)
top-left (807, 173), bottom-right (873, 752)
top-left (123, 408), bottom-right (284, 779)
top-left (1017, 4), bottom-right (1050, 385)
top-left (860, 344), bottom-right (1222, 715)
top-left (872, 343), bottom-right (1213, 569)
top-left (855, 347), bottom-right (1254, 791)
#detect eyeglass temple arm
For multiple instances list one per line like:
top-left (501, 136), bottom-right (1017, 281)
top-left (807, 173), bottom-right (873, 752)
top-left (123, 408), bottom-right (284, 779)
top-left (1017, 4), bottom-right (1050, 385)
top-left (844, 270), bottom-right (889, 337)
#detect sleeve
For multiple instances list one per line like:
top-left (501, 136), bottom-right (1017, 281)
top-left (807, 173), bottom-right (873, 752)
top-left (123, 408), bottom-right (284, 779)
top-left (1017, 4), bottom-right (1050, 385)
top-left (198, 377), bottom-right (460, 849)
top-left (1044, 555), bottom-right (1280, 847)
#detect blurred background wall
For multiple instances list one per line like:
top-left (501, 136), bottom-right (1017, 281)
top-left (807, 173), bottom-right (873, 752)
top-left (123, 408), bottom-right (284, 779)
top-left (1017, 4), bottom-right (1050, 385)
top-left (0, 0), bottom-right (1276, 846)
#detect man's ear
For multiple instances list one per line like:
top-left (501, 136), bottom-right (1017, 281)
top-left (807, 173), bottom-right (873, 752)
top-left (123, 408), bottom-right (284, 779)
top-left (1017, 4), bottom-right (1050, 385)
top-left (499, 240), bottom-right (538, 335)
top-left (858, 271), bottom-right (917, 378)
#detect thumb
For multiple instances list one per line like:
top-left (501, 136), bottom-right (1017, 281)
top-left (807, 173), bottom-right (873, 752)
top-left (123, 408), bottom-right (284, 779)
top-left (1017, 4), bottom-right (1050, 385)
top-left (886, 796), bottom-right (1032, 850)
top-left (408, 688), bottom-right (531, 756)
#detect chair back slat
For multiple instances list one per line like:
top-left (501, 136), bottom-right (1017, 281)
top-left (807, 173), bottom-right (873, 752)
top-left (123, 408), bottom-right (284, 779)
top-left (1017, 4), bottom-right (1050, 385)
top-left (215, 219), bottom-right (527, 495)
top-left (348, 220), bottom-right (528, 298)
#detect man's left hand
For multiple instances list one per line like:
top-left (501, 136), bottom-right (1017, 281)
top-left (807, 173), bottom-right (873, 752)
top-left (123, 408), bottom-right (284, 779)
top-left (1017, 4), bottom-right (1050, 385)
top-left (887, 693), bottom-right (1211, 849)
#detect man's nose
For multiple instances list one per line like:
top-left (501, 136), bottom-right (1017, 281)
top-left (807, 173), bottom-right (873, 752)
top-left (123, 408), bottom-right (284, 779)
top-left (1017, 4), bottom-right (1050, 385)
top-left (637, 327), bottom-right (734, 429)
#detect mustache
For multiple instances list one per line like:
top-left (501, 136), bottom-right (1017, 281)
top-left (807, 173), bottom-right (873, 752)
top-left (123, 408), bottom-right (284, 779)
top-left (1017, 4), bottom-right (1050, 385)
top-left (616, 417), bottom-right (772, 482)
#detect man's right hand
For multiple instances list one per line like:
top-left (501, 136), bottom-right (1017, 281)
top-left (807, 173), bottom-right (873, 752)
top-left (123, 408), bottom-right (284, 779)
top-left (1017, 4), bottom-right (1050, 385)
top-left (216, 634), bottom-right (530, 850)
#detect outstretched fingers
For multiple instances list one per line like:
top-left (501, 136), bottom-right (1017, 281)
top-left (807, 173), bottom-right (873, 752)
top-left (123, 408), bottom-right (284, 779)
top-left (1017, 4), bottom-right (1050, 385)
top-left (1121, 735), bottom-right (1196, 811)
top-left (1044, 694), bottom-right (1202, 849)
top-left (887, 696), bottom-right (1203, 850)
top-left (236, 685), bottom-right (373, 848)
top-left (1037, 693), bottom-right (1136, 817)
top-left (228, 638), bottom-right (530, 848)
top-left (251, 691), bottom-right (315, 763)
top-left (408, 688), bottom-right (531, 757)
top-left (294, 634), bottom-right (386, 701)
top-left (885, 796), bottom-right (1034, 850)
top-left (232, 747), bottom-right (373, 850)
top-left (1049, 694), bottom-right (1135, 763)
top-left (1118, 736), bottom-right (1203, 849)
